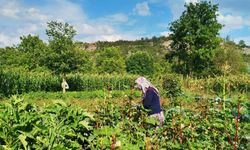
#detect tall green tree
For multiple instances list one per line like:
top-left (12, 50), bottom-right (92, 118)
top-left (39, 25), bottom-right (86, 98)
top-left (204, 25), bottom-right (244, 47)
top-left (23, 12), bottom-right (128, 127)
top-left (0, 47), bottom-right (25, 68)
top-left (96, 47), bottom-right (125, 74)
top-left (125, 51), bottom-right (154, 76)
top-left (238, 40), bottom-right (246, 48)
top-left (45, 21), bottom-right (85, 74)
top-left (18, 34), bottom-right (46, 53)
top-left (17, 34), bottom-right (47, 70)
top-left (167, 1), bottom-right (222, 76)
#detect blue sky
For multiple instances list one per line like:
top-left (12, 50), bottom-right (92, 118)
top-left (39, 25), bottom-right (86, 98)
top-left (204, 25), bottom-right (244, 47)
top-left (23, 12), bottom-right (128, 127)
top-left (0, 0), bottom-right (250, 47)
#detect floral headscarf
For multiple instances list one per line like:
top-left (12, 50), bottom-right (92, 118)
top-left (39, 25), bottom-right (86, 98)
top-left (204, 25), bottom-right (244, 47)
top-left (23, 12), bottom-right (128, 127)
top-left (135, 77), bottom-right (159, 96)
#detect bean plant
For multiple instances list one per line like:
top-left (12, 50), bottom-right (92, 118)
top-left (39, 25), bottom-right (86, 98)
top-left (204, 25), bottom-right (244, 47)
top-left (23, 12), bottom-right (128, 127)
top-left (0, 94), bottom-right (249, 149)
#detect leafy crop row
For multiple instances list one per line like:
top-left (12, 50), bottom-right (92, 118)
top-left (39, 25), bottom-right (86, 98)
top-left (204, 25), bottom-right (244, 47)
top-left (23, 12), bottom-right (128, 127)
top-left (92, 95), bottom-right (249, 149)
top-left (0, 96), bottom-right (94, 149)
top-left (183, 74), bottom-right (250, 93)
top-left (0, 95), bottom-right (249, 149)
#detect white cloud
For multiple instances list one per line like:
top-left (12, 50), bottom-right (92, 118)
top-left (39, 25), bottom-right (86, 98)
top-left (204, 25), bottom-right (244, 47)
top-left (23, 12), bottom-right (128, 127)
top-left (158, 23), bottom-right (169, 28)
top-left (76, 23), bottom-right (115, 35)
top-left (78, 32), bottom-right (142, 43)
top-left (134, 2), bottom-right (151, 16)
top-left (0, 1), bottom-right (50, 22)
top-left (0, 0), bottom-right (142, 47)
top-left (218, 0), bottom-right (250, 17)
top-left (76, 21), bottom-right (145, 43)
top-left (160, 31), bottom-right (172, 37)
top-left (0, 0), bottom-right (89, 47)
top-left (217, 13), bottom-right (248, 32)
top-left (234, 36), bottom-right (250, 45)
top-left (100, 35), bottom-right (123, 41)
top-left (167, 0), bottom-right (185, 20)
top-left (149, 0), bottom-right (197, 21)
top-left (0, 0), bottom-right (20, 18)
top-left (96, 13), bottom-right (129, 25)
top-left (164, 0), bottom-right (200, 21)
top-left (126, 19), bottom-right (137, 26)
top-left (17, 24), bottom-right (40, 35)
top-left (42, 0), bottom-right (86, 23)
top-left (245, 19), bottom-right (250, 26)
top-left (108, 13), bottom-right (128, 23)
top-left (25, 8), bottom-right (49, 21)
top-left (165, 1), bottom-right (250, 33)
top-left (0, 33), bottom-right (19, 47)
top-left (184, 0), bottom-right (199, 4)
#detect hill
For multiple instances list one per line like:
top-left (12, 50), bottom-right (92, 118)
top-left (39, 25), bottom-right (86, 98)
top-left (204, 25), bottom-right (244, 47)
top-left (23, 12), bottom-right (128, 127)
top-left (76, 36), bottom-right (171, 59)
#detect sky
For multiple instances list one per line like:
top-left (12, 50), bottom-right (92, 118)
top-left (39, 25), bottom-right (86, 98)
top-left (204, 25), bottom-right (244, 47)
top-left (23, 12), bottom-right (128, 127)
top-left (0, 0), bottom-right (250, 47)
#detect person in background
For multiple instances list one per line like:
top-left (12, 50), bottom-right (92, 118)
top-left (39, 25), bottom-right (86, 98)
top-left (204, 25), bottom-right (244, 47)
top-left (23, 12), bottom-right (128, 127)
top-left (135, 77), bottom-right (164, 125)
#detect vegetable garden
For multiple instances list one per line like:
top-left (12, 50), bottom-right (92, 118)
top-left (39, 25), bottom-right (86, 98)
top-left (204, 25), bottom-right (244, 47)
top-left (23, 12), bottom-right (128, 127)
top-left (0, 1), bottom-right (250, 149)
top-left (0, 70), bottom-right (249, 149)
top-left (0, 88), bottom-right (249, 149)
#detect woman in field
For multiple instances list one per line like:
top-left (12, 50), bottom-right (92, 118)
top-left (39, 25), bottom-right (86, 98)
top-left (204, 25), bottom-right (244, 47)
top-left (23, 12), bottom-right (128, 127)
top-left (135, 77), bottom-right (165, 125)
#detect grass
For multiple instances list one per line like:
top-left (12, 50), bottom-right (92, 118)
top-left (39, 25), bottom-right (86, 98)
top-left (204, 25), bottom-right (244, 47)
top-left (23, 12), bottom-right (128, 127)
top-left (20, 90), bottom-right (140, 100)
top-left (0, 90), bottom-right (141, 111)
top-left (0, 89), bottom-right (248, 112)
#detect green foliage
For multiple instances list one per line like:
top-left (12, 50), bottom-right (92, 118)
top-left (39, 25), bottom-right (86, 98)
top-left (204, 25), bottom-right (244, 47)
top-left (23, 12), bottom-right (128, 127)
top-left (96, 47), bottom-right (125, 74)
top-left (0, 92), bottom-right (249, 149)
top-left (45, 21), bottom-right (85, 74)
top-left (17, 34), bottom-right (47, 70)
top-left (185, 74), bottom-right (250, 93)
top-left (214, 42), bottom-right (248, 74)
top-left (162, 74), bottom-right (183, 99)
top-left (243, 54), bottom-right (250, 73)
top-left (46, 21), bottom-right (76, 43)
top-left (96, 36), bottom-right (169, 55)
top-left (0, 96), bottom-right (94, 149)
top-left (168, 1), bottom-right (222, 76)
top-left (238, 40), bottom-right (246, 48)
top-left (0, 70), bottom-right (137, 97)
top-left (18, 34), bottom-right (46, 53)
top-left (0, 47), bottom-right (29, 69)
top-left (21, 90), bottom-right (141, 101)
top-left (92, 95), bottom-right (249, 149)
top-left (66, 73), bottom-right (136, 91)
top-left (72, 49), bottom-right (94, 74)
top-left (125, 51), bottom-right (154, 76)
top-left (0, 70), bottom-right (60, 97)
top-left (210, 75), bottom-right (250, 93)
top-left (152, 62), bottom-right (172, 78)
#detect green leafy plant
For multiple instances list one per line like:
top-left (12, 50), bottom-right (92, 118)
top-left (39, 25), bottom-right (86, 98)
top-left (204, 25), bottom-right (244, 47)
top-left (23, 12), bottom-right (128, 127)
top-left (162, 74), bottom-right (183, 106)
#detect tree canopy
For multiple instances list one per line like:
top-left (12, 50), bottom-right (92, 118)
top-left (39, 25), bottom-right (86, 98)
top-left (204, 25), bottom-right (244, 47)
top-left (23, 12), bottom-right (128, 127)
top-left (96, 47), bottom-right (125, 74)
top-left (125, 51), bottom-right (154, 76)
top-left (44, 21), bottom-right (85, 75)
top-left (167, 1), bottom-right (222, 77)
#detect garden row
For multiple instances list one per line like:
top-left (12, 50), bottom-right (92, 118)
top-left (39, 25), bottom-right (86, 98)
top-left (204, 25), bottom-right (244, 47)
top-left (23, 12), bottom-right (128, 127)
top-left (0, 96), bottom-right (249, 149)
top-left (0, 69), bottom-right (249, 98)
top-left (183, 74), bottom-right (250, 93)
top-left (0, 70), bottom-right (137, 97)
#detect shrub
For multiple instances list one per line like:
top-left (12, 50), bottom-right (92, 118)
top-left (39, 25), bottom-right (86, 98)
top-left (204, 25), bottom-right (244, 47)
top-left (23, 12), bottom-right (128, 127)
top-left (162, 74), bottom-right (182, 98)
top-left (96, 47), bottom-right (125, 74)
top-left (125, 52), bottom-right (154, 76)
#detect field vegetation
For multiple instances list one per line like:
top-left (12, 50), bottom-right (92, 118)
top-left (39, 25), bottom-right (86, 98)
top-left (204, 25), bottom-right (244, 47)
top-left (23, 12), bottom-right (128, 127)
top-left (0, 1), bottom-right (249, 149)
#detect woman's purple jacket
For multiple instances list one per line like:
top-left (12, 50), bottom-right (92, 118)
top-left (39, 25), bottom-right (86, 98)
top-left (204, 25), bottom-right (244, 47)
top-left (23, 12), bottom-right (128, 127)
top-left (142, 87), bottom-right (162, 115)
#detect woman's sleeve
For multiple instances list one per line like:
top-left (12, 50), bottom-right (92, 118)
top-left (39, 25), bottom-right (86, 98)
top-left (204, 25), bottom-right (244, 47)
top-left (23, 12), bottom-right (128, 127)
top-left (143, 91), bottom-right (153, 108)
